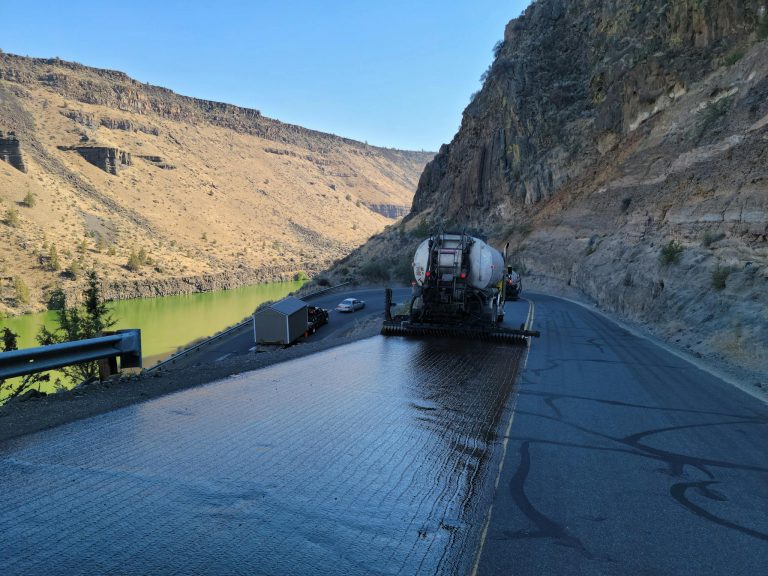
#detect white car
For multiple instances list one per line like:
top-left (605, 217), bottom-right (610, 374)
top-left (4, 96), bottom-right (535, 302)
top-left (335, 298), bottom-right (365, 312)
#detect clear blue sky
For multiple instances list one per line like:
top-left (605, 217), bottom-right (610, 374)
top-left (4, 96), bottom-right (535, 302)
top-left (0, 1), bottom-right (531, 151)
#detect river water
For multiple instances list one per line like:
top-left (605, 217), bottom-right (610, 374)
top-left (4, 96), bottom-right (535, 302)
top-left (0, 280), bottom-right (305, 369)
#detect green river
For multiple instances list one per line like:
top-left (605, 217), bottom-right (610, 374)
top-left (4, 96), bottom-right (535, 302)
top-left (0, 280), bottom-right (305, 371)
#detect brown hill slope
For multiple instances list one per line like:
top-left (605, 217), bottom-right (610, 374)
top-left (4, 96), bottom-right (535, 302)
top-left (333, 0), bottom-right (768, 380)
top-left (0, 53), bottom-right (432, 315)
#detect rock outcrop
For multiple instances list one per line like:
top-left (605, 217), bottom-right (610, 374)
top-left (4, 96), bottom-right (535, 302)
top-left (75, 146), bottom-right (132, 174)
top-left (364, 203), bottom-right (410, 219)
top-left (0, 130), bottom-right (26, 172)
top-left (343, 0), bottom-right (768, 381)
top-left (0, 53), bottom-right (433, 317)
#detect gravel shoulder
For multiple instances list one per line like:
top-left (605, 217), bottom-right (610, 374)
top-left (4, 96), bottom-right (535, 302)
top-left (0, 315), bottom-right (383, 443)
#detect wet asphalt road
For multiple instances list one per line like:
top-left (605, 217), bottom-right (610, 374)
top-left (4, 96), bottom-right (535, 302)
top-left (0, 304), bottom-right (528, 575)
top-left (181, 287), bottom-right (412, 367)
top-left (1, 293), bottom-right (767, 575)
top-left (475, 294), bottom-right (768, 576)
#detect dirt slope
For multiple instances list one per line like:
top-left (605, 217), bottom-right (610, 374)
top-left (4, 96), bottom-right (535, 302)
top-left (0, 53), bottom-right (433, 314)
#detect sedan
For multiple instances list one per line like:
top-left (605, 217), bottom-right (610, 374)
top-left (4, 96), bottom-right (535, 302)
top-left (335, 298), bottom-right (365, 312)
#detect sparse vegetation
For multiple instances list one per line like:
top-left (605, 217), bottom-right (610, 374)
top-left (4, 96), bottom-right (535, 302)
top-left (759, 15), bottom-right (768, 40)
top-left (36, 271), bottom-right (116, 384)
top-left (5, 207), bottom-right (20, 227)
top-left (68, 258), bottom-right (83, 279)
top-left (712, 266), bottom-right (731, 290)
top-left (723, 50), bottom-right (745, 66)
top-left (702, 230), bottom-right (725, 248)
top-left (22, 191), bottom-right (36, 207)
top-left (360, 260), bottom-right (390, 282)
top-left (411, 216), bottom-right (431, 238)
top-left (696, 97), bottom-right (732, 140)
top-left (659, 240), bottom-right (684, 266)
top-left (126, 250), bottom-right (142, 271)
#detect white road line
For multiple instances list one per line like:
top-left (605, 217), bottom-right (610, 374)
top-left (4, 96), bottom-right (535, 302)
top-left (471, 297), bottom-right (534, 576)
top-left (214, 353), bottom-right (233, 363)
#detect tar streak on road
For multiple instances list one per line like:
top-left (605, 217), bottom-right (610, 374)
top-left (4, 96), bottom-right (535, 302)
top-left (0, 336), bottom-right (523, 575)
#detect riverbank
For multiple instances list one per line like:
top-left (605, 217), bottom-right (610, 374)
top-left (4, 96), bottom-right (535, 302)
top-left (0, 314), bottom-right (382, 442)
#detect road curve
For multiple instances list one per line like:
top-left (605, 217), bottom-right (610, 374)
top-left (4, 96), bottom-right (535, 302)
top-left (475, 293), bottom-right (768, 576)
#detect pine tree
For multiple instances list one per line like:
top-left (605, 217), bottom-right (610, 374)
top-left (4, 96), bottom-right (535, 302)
top-left (48, 245), bottom-right (60, 271)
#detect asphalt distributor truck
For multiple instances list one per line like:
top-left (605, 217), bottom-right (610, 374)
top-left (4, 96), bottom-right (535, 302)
top-left (382, 232), bottom-right (539, 344)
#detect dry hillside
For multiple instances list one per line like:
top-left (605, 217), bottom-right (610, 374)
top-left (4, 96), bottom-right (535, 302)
top-left (0, 53), bottom-right (432, 315)
top-left (333, 0), bottom-right (768, 381)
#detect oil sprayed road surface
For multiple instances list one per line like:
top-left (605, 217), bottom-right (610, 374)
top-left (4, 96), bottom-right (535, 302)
top-left (0, 335), bottom-right (524, 575)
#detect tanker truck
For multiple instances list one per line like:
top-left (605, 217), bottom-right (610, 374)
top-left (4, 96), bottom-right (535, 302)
top-left (381, 232), bottom-right (539, 344)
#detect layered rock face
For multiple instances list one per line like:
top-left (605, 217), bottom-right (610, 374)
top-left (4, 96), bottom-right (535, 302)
top-left (405, 0), bottom-right (768, 379)
top-left (0, 131), bottom-right (26, 172)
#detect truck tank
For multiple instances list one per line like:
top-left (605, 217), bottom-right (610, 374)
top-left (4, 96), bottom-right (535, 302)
top-left (413, 234), bottom-right (504, 292)
top-left (381, 231), bottom-right (540, 344)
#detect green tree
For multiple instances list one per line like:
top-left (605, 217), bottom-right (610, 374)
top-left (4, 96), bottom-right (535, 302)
top-left (659, 240), bottom-right (684, 266)
top-left (48, 244), bottom-right (60, 271)
top-left (13, 276), bottom-right (30, 304)
top-left (68, 258), bottom-right (83, 279)
top-left (2, 327), bottom-right (18, 351)
top-left (37, 270), bottom-right (116, 382)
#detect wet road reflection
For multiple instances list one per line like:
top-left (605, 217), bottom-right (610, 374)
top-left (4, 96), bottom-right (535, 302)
top-left (0, 335), bottom-right (523, 575)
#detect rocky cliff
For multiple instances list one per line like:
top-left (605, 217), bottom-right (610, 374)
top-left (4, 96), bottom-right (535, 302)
top-left (0, 53), bottom-right (433, 316)
top-left (341, 0), bottom-right (768, 381)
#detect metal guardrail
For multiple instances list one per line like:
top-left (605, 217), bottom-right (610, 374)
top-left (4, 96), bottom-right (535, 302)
top-left (0, 329), bottom-right (142, 380)
top-left (148, 282), bottom-right (351, 372)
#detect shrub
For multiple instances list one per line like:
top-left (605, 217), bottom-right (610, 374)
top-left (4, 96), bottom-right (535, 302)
top-left (23, 191), bottom-right (36, 207)
top-left (392, 257), bottom-right (414, 283)
top-left (411, 216), bottom-right (431, 238)
top-left (659, 240), bottom-right (684, 266)
top-left (14, 276), bottom-right (30, 304)
top-left (316, 277), bottom-right (331, 286)
top-left (48, 245), bottom-right (60, 271)
top-left (702, 231), bottom-right (724, 248)
top-left (126, 250), bottom-right (142, 271)
top-left (712, 266), bottom-right (731, 290)
top-left (294, 271), bottom-right (309, 282)
top-left (68, 258), bottom-right (83, 279)
top-left (696, 97), bottom-right (732, 140)
top-left (37, 271), bottom-right (116, 383)
top-left (360, 260), bottom-right (390, 282)
top-left (759, 15), bottom-right (768, 40)
top-left (724, 50), bottom-right (744, 66)
top-left (621, 197), bottom-right (632, 212)
top-left (5, 207), bottom-right (19, 227)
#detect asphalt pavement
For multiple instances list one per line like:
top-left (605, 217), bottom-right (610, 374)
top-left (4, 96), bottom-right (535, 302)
top-left (1, 292), bottom-right (766, 575)
top-left (475, 293), bottom-right (768, 576)
top-left (0, 300), bottom-right (530, 575)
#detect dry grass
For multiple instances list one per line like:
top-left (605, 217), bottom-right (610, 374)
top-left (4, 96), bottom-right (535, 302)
top-left (0, 75), bottom-right (430, 315)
